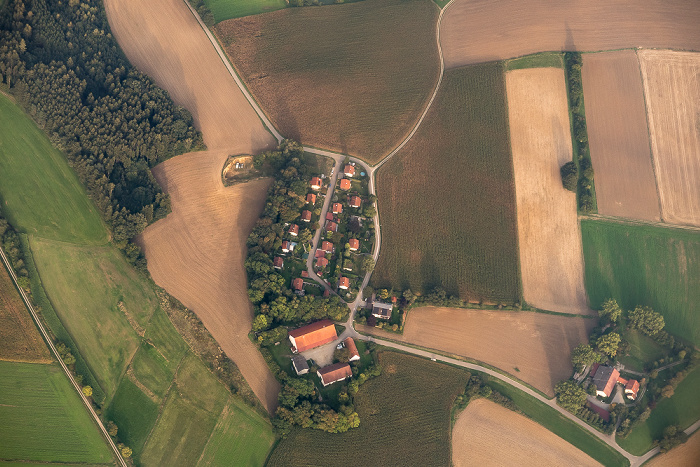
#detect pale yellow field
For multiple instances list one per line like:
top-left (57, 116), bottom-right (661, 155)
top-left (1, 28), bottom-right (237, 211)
top-left (639, 50), bottom-right (700, 227)
top-left (441, 0), bottom-right (700, 68)
top-left (582, 51), bottom-right (660, 221)
top-left (647, 429), bottom-right (700, 467)
top-left (506, 68), bottom-right (590, 315)
top-left (452, 399), bottom-right (601, 467)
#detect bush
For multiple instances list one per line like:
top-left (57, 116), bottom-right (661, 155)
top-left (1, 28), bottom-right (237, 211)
top-left (560, 161), bottom-right (578, 192)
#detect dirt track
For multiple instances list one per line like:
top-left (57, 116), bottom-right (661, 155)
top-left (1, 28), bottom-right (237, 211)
top-left (506, 68), bottom-right (590, 315)
top-left (362, 307), bottom-right (592, 397)
top-left (452, 399), bottom-right (600, 467)
top-left (104, 0), bottom-right (275, 152)
top-left (582, 51), bottom-right (660, 222)
top-left (136, 152), bottom-right (279, 413)
top-left (639, 50), bottom-right (700, 227)
top-left (441, 0), bottom-right (700, 68)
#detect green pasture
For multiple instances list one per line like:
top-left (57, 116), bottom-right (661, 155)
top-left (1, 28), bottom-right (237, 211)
top-left (617, 365), bottom-right (700, 455)
top-left (130, 342), bottom-right (175, 399)
top-left (618, 330), bottom-right (666, 373)
top-left (488, 378), bottom-right (629, 467)
top-left (143, 307), bottom-right (190, 365)
top-left (204, 0), bottom-right (286, 22)
top-left (0, 361), bottom-right (113, 464)
top-left (581, 220), bottom-right (700, 346)
top-left (105, 377), bottom-right (160, 457)
top-left (0, 94), bottom-right (106, 244)
top-left (506, 52), bottom-right (564, 70)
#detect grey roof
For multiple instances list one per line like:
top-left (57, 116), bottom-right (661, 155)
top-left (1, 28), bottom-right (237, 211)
top-left (372, 301), bottom-right (393, 318)
top-left (291, 354), bottom-right (309, 373)
top-left (593, 365), bottom-right (617, 390)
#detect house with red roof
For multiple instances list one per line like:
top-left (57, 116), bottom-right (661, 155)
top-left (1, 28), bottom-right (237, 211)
top-left (310, 177), bottom-right (323, 190)
top-left (288, 319), bottom-right (337, 353)
top-left (332, 203), bottom-right (343, 214)
top-left (318, 362), bottom-right (352, 386)
top-left (348, 238), bottom-right (359, 251)
top-left (321, 241), bottom-right (334, 254)
top-left (339, 179), bottom-right (351, 191)
top-left (592, 365), bottom-right (619, 398)
top-left (281, 240), bottom-right (292, 253)
top-left (625, 380), bottom-right (640, 399)
top-left (301, 210), bottom-right (312, 222)
top-left (289, 224), bottom-right (299, 236)
top-left (344, 337), bottom-right (360, 362)
top-left (344, 164), bottom-right (355, 177)
top-left (273, 257), bottom-right (284, 269)
top-left (315, 249), bottom-right (326, 259)
top-left (325, 212), bottom-right (335, 222)
top-left (307, 193), bottom-right (317, 204)
top-left (301, 270), bottom-right (309, 278)
top-left (326, 221), bottom-right (338, 232)
top-left (292, 278), bottom-right (304, 291)
top-left (316, 257), bottom-right (329, 268)
top-left (338, 277), bottom-right (350, 290)
top-left (349, 196), bottom-right (362, 208)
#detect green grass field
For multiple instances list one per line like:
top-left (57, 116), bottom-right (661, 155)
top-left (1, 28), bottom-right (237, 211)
top-left (581, 220), bottom-right (700, 346)
top-left (216, 0), bottom-right (440, 161)
top-left (372, 63), bottom-right (521, 303)
top-left (0, 361), bottom-right (113, 464)
top-left (105, 377), bottom-right (160, 457)
top-left (0, 94), bottom-right (106, 245)
top-left (268, 351), bottom-right (470, 466)
top-left (617, 365), bottom-right (700, 455)
top-left (204, 0), bottom-right (286, 22)
top-left (487, 378), bottom-right (629, 467)
top-left (131, 342), bottom-right (177, 399)
top-left (618, 330), bottom-right (666, 372)
top-left (505, 52), bottom-right (563, 70)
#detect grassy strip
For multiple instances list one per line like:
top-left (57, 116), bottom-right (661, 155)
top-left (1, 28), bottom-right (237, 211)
top-left (203, 0), bottom-right (286, 22)
top-left (487, 378), bottom-right (630, 467)
top-left (506, 52), bottom-right (564, 70)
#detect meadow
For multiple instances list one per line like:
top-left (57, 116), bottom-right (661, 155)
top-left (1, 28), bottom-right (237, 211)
top-left (581, 219), bottom-right (700, 346)
top-left (0, 361), bottom-right (113, 464)
top-left (372, 63), bottom-right (521, 303)
top-left (505, 52), bottom-right (563, 70)
top-left (216, 0), bottom-right (440, 161)
top-left (268, 351), bottom-right (470, 466)
top-left (204, 0), bottom-right (286, 22)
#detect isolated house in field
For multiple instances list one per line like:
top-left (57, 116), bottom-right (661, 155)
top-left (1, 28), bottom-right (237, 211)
top-left (292, 278), bottom-right (304, 291)
top-left (348, 238), bottom-right (359, 251)
top-left (349, 196), bottom-right (362, 208)
top-left (288, 319), bottom-right (337, 353)
top-left (318, 362), bottom-right (352, 386)
top-left (310, 177), bottom-right (323, 190)
top-left (592, 365), bottom-right (620, 398)
top-left (289, 224), bottom-right (299, 236)
top-left (624, 379), bottom-right (640, 399)
top-left (321, 241), bottom-right (334, 254)
top-left (301, 210), bottom-right (312, 222)
top-left (371, 301), bottom-right (393, 320)
top-left (326, 221), bottom-right (338, 233)
top-left (291, 355), bottom-right (309, 375)
top-left (344, 164), bottom-right (355, 177)
top-left (338, 277), bottom-right (350, 290)
top-left (307, 193), bottom-right (317, 204)
top-left (332, 203), bottom-right (343, 214)
top-left (273, 257), bottom-right (284, 269)
top-left (281, 240), bottom-right (291, 253)
top-left (316, 257), bottom-right (329, 269)
top-left (339, 178), bottom-right (351, 191)
top-left (344, 337), bottom-right (360, 362)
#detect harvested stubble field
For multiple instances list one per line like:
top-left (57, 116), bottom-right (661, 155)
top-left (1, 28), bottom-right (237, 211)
top-left (506, 67), bottom-right (590, 315)
top-left (136, 150), bottom-right (280, 413)
top-left (647, 429), bottom-right (700, 467)
top-left (216, 0), bottom-right (440, 161)
top-left (268, 351), bottom-right (470, 466)
top-left (0, 263), bottom-right (51, 363)
top-left (440, 0), bottom-right (700, 68)
top-left (452, 399), bottom-right (600, 467)
top-left (639, 50), bottom-right (700, 227)
top-left (372, 63), bottom-right (520, 303)
top-left (363, 307), bottom-right (592, 397)
top-left (104, 0), bottom-right (275, 152)
top-left (581, 51), bottom-right (660, 222)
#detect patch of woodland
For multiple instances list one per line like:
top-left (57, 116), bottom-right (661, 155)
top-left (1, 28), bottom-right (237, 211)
top-left (453, 372), bottom-right (520, 416)
top-left (0, 0), bottom-right (204, 265)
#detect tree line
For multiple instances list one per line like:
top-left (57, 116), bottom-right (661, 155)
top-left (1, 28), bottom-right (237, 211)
top-left (0, 0), bottom-right (204, 262)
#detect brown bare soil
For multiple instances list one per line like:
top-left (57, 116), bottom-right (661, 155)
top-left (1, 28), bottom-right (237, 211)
top-left (452, 399), bottom-right (600, 467)
top-left (136, 151), bottom-right (279, 413)
top-left (582, 51), bottom-right (660, 221)
top-left (639, 50), bottom-right (700, 227)
top-left (104, 0), bottom-right (275, 152)
top-left (441, 0), bottom-right (700, 68)
top-left (506, 68), bottom-right (591, 315)
top-left (362, 307), bottom-right (592, 397)
top-left (647, 429), bottom-right (700, 467)
top-left (0, 264), bottom-right (51, 363)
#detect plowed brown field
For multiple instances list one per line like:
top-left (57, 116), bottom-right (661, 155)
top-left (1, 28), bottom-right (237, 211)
top-left (639, 50), bottom-right (700, 227)
top-left (104, 0), bottom-right (275, 152)
top-left (582, 51), bottom-right (660, 221)
top-left (452, 399), bottom-right (600, 467)
top-left (362, 307), bottom-right (592, 397)
top-left (506, 68), bottom-right (590, 315)
top-left (136, 151), bottom-right (279, 413)
top-left (441, 0), bottom-right (700, 68)
top-left (647, 429), bottom-right (700, 467)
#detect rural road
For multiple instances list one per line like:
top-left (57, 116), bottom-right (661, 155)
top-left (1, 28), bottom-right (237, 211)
top-left (0, 246), bottom-right (128, 467)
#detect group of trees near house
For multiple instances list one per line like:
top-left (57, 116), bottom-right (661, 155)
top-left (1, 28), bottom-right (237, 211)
top-left (0, 0), bottom-right (203, 259)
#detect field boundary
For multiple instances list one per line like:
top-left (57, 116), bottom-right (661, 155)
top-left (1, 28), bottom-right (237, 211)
top-left (580, 213), bottom-right (700, 233)
top-left (0, 245), bottom-right (126, 467)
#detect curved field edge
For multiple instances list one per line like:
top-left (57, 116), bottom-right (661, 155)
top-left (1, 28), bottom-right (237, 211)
top-left (215, 0), bottom-right (441, 162)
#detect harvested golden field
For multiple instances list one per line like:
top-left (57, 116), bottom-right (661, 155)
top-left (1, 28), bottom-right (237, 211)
top-left (104, 0), bottom-right (275, 152)
top-left (506, 68), bottom-right (590, 315)
top-left (639, 50), bottom-right (700, 227)
top-left (647, 429), bottom-right (700, 467)
top-left (136, 151), bottom-right (279, 413)
top-left (452, 399), bottom-right (600, 467)
top-left (216, 0), bottom-right (440, 161)
top-left (0, 264), bottom-right (51, 363)
top-left (363, 307), bottom-right (592, 397)
top-left (582, 51), bottom-right (660, 221)
top-left (441, 0), bottom-right (700, 68)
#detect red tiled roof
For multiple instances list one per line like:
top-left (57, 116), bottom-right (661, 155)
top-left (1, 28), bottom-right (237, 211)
top-left (292, 278), bottom-right (304, 291)
top-left (310, 177), bottom-right (322, 189)
top-left (281, 240), bottom-right (290, 251)
top-left (321, 241), bottom-right (334, 253)
top-left (326, 212), bottom-right (335, 221)
top-left (301, 270), bottom-right (309, 277)
top-left (273, 257), bottom-right (284, 268)
top-left (289, 320), bottom-right (337, 353)
top-left (315, 249), bottom-right (326, 258)
top-left (348, 238), bottom-right (359, 250)
top-left (593, 366), bottom-right (619, 398)
top-left (349, 196), bottom-right (362, 208)
top-left (318, 362), bottom-right (352, 386)
top-left (326, 221), bottom-right (338, 232)
top-left (323, 289), bottom-right (330, 297)
top-left (289, 224), bottom-right (299, 235)
top-left (316, 257), bottom-right (329, 268)
top-left (625, 379), bottom-right (640, 395)
top-left (332, 203), bottom-right (343, 214)
top-left (307, 193), bottom-right (317, 204)
top-left (339, 277), bottom-right (350, 289)
top-left (339, 179), bottom-right (351, 191)
top-left (344, 164), bottom-right (355, 176)
top-left (301, 210), bottom-right (312, 221)
top-left (344, 337), bottom-right (360, 361)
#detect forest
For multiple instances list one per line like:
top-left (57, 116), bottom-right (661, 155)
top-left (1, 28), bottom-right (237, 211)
top-left (0, 0), bottom-right (203, 257)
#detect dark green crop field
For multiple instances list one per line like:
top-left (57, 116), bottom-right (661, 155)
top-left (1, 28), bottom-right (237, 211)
top-left (372, 63), bottom-right (521, 304)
